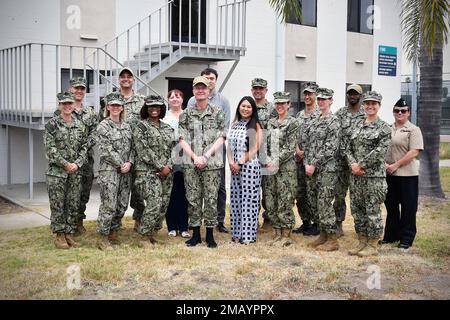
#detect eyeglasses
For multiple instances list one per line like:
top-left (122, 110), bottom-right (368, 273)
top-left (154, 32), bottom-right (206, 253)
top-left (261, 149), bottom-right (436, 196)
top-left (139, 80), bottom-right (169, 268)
top-left (393, 109), bottom-right (409, 114)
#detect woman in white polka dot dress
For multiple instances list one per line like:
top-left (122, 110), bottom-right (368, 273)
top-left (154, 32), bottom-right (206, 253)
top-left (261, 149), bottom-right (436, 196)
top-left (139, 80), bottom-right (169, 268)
top-left (227, 96), bottom-right (263, 244)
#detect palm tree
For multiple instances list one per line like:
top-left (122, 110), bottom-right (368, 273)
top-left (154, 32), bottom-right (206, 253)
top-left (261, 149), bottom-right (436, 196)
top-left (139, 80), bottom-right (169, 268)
top-left (269, 0), bottom-right (449, 198)
top-left (400, 0), bottom-right (449, 198)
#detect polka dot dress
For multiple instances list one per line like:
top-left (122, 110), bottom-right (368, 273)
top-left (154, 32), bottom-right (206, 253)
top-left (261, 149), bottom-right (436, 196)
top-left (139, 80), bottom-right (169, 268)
top-left (229, 120), bottom-right (261, 243)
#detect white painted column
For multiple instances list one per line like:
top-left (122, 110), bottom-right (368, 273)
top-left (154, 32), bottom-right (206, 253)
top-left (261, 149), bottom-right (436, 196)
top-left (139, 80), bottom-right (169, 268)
top-left (316, 0), bottom-right (348, 110)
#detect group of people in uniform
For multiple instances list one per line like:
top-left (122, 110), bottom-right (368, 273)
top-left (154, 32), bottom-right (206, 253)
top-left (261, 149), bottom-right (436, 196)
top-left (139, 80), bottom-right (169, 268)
top-left (45, 67), bottom-right (421, 258)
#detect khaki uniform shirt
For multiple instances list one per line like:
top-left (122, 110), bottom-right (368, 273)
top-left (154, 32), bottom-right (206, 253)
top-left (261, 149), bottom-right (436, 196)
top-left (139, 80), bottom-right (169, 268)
top-left (385, 121), bottom-right (423, 176)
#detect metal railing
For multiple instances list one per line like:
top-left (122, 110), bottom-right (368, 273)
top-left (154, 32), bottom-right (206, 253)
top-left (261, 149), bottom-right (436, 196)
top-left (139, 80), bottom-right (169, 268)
top-left (0, 0), bottom-right (249, 128)
top-left (0, 43), bottom-right (159, 128)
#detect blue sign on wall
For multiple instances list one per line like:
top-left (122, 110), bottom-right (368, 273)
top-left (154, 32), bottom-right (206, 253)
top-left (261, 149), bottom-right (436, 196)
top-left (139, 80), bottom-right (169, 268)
top-left (378, 45), bottom-right (397, 76)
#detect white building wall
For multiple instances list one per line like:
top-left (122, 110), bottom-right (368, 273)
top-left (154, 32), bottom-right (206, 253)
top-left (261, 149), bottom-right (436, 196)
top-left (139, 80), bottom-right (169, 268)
top-left (372, 0), bottom-right (403, 123)
top-left (316, 0), bottom-right (348, 111)
top-left (0, 0), bottom-right (60, 50)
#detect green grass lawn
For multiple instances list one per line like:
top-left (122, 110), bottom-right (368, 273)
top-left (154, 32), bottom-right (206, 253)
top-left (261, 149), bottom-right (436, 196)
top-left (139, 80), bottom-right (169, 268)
top-left (440, 142), bottom-right (450, 159)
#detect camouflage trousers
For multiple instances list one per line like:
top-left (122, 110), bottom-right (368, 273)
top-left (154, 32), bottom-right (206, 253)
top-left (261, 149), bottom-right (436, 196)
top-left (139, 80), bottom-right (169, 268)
top-left (131, 168), bottom-right (145, 221)
top-left (135, 171), bottom-right (173, 235)
top-left (334, 162), bottom-right (350, 223)
top-left (78, 156), bottom-right (94, 221)
top-left (296, 162), bottom-right (312, 222)
top-left (306, 171), bottom-right (337, 233)
top-left (263, 169), bottom-right (297, 229)
top-left (349, 176), bottom-right (387, 239)
top-left (47, 173), bottom-right (81, 234)
top-left (97, 170), bottom-right (132, 235)
top-left (184, 168), bottom-right (221, 228)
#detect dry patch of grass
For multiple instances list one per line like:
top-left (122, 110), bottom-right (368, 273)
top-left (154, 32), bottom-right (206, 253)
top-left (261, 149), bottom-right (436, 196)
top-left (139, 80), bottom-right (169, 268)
top-left (1, 171), bottom-right (450, 300)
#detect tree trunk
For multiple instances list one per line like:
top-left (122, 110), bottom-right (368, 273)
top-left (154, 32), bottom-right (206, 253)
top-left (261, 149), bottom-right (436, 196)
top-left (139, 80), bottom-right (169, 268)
top-left (418, 42), bottom-right (445, 198)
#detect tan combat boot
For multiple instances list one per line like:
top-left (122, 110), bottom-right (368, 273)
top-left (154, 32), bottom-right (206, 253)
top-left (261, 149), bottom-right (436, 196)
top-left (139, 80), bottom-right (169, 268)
top-left (108, 230), bottom-right (120, 245)
top-left (307, 231), bottom-right (328, 248)
top-left (336, 222), bottom-right (344, 238)
top-left (357, 238), bottom-right (379, 257)
top-left (268, 228), bottom-right (282, 245)
top-left (139, 235), bottom-right (156, 248)
top-left (54, 233), bottom-right (70, 249)
top-left (317, 233), bottom-right (339, 251)
top-left (65, 234), bottom-right (80, 248)
top-left (280, 229), bottom-right (296, 247)
top-left (75, 220), bottom-right (86, 236)
top-left (348, 234), bottom-right (368, 256)
top-left (97, 235), bottom-right (113, 251)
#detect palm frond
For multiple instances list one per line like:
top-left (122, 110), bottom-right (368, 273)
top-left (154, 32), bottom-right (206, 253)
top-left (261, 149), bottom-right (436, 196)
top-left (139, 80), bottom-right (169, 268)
top-left (268, 0), bottom-right (302, 24)
top-left (400, 0), bottom-right (449, 62)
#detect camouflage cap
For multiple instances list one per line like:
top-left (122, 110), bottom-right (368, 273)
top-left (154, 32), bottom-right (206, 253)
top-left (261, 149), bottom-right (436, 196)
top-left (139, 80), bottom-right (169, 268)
top-left (69, 76), bottom-right (86, 88)
top-left (192, 76), bottom-right (210, 87)
top-left (316, 88), bottom-right (334, 99)
top-left (57, 91), bottom-right (75, 103)
top-left (104, 92), bottom-right (125, 105)
top-left (119, 67), bottom-right (134, 77)
top-left (362, 91), bottom-right (382, 103)
top-left (346, 83), bottom-right (363, 94)
top-left (144, 94), bottom-right (165, 107)
top-left (273, 91), bottom-right (291, 103)
top-left (251, 78), bottom-right (268, 88)
top-left (302, 82), bottom-right (319, 93)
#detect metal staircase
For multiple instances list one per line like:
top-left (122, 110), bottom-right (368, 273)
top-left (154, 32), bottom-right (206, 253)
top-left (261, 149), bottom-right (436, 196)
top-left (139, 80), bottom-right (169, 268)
top-left (0, 0), bottom-right (249, 129)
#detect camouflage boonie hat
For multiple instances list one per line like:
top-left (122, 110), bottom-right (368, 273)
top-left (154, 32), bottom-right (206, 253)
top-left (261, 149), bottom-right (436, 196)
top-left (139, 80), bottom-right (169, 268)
top-left (192, 76), bottom-right (210, 87)
top-left (104, 92), bottom-right (125, 105)
top-left (362, 91), bottom-right (382, 103)
top-left (316, 88), bottom-right (334, 99)
top-left (302, 82), bottom-right (319, 93)
top-left (70, 76), bottom-right (86, 88)
top-left (144, 95), bottom-right (165, 107)
top-left (57, 91), bottom-right (75, 103)
top-left (251, 78), bottom-right (268, 88)
top-left (273, 91), bottom-right (291, 103)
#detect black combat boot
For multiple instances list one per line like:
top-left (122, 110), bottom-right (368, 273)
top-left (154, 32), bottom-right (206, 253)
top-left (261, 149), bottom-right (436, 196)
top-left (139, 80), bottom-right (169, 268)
top-left (292, 220), bottom-right (311, 234)
top-left (205, 227), bottom-right (218, 248)
top-left (303, 223), bottom-right (320, 236)
top-left (185, 226), bottom-right (201, 247)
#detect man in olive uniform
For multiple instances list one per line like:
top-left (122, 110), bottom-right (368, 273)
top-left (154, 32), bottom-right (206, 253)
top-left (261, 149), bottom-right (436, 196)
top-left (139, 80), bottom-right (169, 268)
top-left (293, 82), bottom-right (320, 236)
top-left (179, 76), bottom-right (227, 248)
top-left (115, 67), bottom-right (146, 231)
top-left (345, 91), bottom-right (391, 257)
top-left (333, 84), bottom-right (365, 237)
top-left (304, 88), bottom-right (341, 251)
top-left (66, 77), bottom-right (99, 235)
top-left (250, 77), bottom-right (277, 230)
top-left (44, 92), bottom-right (88, 249)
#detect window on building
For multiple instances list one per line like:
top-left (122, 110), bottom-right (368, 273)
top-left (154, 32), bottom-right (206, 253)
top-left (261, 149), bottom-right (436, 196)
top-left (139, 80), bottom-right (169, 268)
top-left (347, 0), bottom-right (374, 34)
top-left (286, 0), bottom-right (317, 27)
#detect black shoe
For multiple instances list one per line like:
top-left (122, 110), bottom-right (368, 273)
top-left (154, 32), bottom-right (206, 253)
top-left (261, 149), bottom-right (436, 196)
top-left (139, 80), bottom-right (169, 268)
top-left (217, 222), bottom-right (229, 233)
top-left (185, 226), bottom-right (202, 247)
top-left (379, 239), bottom-right (394, 245)
top-left (303, 223), bottom-right (320, 236)
top-left (206, 228), bottom-right (217, 248)
top-left (292, 221), bottom-right (310, 234)
top-left (398, 243), bottom-right (410, 250)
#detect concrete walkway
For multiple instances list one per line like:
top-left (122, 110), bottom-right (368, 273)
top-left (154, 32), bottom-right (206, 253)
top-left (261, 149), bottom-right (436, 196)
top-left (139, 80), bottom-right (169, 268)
top-left (0, 182), bottom-right (132, 231)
